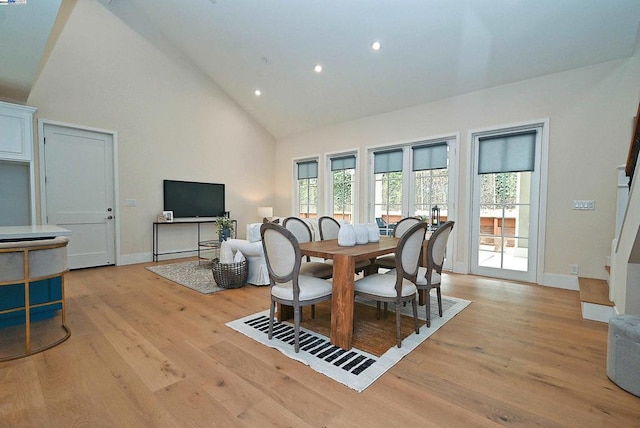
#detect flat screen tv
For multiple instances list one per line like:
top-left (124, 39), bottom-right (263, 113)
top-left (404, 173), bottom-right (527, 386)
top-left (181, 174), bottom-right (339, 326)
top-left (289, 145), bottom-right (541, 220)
top-left (163, 180), bottom-right (225, 218)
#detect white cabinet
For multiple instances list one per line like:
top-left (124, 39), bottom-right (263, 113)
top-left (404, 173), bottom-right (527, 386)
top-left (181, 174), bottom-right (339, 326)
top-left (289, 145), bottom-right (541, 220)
top-left (0, 101), bottom-right (35, 161)
top-left (0, 101), bottom-right (37, 226)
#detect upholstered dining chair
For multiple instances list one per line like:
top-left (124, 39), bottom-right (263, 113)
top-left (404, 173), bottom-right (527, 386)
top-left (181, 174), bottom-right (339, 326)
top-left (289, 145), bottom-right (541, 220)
top-left (260, 223), bottom-right (333, 353)
top-left (283, 216), bottom-right (333, 279)
top-left (375, 216), bottom-right (422, 270)
top-left (318, 216), bottom-right (341, 240)
top-left (415, 221), bottom-right (454, 327)
top-left (317, 216), bottom-right (371, 274)
top-left (354, 221), bottom-right (427, 348)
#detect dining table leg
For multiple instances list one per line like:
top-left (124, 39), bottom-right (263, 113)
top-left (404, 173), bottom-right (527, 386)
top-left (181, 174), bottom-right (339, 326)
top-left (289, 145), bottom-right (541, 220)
top-left (331, 254), bottom-right (355, 350)
top-left (276, 303), bottom-right (293, 321)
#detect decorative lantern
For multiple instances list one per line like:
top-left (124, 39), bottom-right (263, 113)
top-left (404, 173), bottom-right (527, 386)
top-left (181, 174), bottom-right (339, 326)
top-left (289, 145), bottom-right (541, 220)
top-left (431, 205), bottom-right (440, 229)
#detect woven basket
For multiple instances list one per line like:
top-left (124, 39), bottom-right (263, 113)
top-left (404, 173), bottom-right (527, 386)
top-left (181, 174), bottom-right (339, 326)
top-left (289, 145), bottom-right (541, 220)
top-left (211, 258), bottom-right (248, 289)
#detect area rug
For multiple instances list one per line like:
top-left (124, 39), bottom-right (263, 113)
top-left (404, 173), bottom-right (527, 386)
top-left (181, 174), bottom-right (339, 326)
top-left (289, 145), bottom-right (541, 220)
top-left (226, 295), bottom-right (470, 392)
top-left (146, 260), bottom-right (225, 294)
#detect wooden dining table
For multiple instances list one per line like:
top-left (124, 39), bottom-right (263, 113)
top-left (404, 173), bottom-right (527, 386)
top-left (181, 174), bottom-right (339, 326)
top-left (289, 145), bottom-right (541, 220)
top-left (295, 236), bottom-right (400, 350)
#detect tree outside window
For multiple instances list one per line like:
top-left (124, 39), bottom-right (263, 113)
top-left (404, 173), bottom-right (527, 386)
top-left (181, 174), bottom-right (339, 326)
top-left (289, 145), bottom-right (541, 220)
top-left (332, 168), bottom-right (354, 222)
top-left (298, 177), bottom-right (317, 218)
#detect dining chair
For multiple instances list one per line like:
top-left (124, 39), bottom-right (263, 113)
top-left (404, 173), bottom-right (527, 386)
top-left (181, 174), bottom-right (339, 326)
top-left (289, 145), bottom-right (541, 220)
top-left (415, 221), bottom-right (454, 327)
top-left (354, 221), bottom-right (427, 348)
top-left (318, 216), bottom-right (341, 240)
top-left (375, 216), bottom-right (422, 270)
top-left (260, 223), bottom-right (333, 353)
top-left (283, 216), bottom-right (333, 279)
top-left (317, 216), bottom-right (371, 274)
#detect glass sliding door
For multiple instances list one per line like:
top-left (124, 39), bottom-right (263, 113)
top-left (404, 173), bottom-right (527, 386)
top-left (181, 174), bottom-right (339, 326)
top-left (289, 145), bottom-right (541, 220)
top-left (478, 172), bottom-right (530, 271)
top-left (369, 139), bottom-right (457, 271)
top-left (296, 160), bottom-right (318, 218)
top-left (373, 149), bottom-right (404, 236)
top-left (329, 155), bottom-right (356, 222)
top-left (471, 128), bottom-right (542, 282)
top-left (412, 142), bottom-right (449, 227)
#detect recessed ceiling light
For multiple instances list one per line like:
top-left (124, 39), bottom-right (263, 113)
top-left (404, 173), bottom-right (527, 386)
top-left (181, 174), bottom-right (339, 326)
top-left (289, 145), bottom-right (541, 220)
top-left (371, 41), bottom-right (381, 51)
top-left (314, 64), bottom-right (323, 73)
top-left (254, 89), bottom-right (262, 96)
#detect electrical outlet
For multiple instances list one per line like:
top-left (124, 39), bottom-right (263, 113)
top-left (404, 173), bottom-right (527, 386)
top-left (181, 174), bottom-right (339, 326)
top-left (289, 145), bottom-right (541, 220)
top-left (125, 199), bottom-right (137, 207)
top-left (570, 264), bottom-right (579, 275)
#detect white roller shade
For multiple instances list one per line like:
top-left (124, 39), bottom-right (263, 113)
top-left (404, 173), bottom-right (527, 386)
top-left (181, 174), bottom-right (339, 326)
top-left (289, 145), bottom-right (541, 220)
top-left (412, 143), bottom-right (447, 171)
top-left (374, 149), bottom-right (403, 174)
top-left (297, 160), bottom-right (318, 179)
top-left (478, 131), bottom-right (536, 174)
top-left (331, 155), bottom-right (356, 171)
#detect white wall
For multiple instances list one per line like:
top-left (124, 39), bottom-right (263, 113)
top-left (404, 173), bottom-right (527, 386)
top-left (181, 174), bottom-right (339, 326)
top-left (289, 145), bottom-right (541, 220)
top-left (28, 0), bottom-right (276, 263)
top-left (275, 53), bottom-right (640, 284)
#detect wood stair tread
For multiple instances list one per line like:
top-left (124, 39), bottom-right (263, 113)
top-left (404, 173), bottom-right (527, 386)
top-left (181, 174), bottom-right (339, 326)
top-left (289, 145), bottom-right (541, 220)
top-left (578, 277), bottom-right (614, 306)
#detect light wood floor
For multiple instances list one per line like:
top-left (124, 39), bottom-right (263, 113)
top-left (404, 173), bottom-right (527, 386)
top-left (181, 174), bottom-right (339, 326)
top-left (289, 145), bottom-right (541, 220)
top-left (1, 259), bottom-right (639, 427)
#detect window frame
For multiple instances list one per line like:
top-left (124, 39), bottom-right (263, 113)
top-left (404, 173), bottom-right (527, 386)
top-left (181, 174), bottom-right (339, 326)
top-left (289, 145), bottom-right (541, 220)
top-left (325, 149), bottom-right (359, 222)
top-left (292, 156), bottom-right (320, 218)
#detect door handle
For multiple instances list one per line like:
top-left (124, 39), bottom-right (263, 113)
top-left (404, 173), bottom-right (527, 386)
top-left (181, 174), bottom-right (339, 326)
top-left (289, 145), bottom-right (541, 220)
top-left (107, 216), bottom-right (113, 220)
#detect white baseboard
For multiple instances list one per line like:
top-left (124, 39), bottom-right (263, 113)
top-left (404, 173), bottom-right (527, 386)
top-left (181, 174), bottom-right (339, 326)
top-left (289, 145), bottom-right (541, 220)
top-left (118, 250), bottom-right (197, 265)
top-left (540, 273), bottom-right (579, 290)
top-left (448, 267), bottom-right (579, 290)
top-left (453, 261), bottom-right (468, 274)
top-left (118, 252), bottom-right (150, 265)
top-left (581, 302), bottom-right (614, 323)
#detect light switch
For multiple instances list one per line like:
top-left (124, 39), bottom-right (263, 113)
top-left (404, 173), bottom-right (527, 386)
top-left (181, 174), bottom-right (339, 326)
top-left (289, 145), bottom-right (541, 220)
top-left (573, 200), bottom-right (595, 210)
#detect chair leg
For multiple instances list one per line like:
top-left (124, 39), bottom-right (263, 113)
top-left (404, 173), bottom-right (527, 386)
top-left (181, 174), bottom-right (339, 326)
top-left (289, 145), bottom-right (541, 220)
top-left (268, 300), bottom-right (275, 339)
top-left (311, 304), bottom-right (316, 319)
top-left (411, 299), bottom-right (419, 334)
top-left (383, 302), bottom-right (388, 319)
top-left (425, 288), bottom-right (431, 328)
top-left (376, 301), bottom-right (381, 319)
top-left (294, 306), bottom-right (301, 353)
top-left (436, 287), bottom-right (443, 317)
top-left (396, 302), bottom-right (402, 348)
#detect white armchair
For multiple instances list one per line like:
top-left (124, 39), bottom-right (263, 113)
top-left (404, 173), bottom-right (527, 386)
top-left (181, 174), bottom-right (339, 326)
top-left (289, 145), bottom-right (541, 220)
top-left (228, 218), bottom-right (325, 286)
top-left (223, 238), bottom-right (269, 286)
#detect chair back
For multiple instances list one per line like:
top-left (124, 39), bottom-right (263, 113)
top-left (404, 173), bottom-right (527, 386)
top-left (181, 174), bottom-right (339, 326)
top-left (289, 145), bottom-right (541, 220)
top-left (283, 217), bottom-right (313, 243)
top-left (394, 222), bottom-right (428, 285)
top-left (393, 216), bottom-right (421, 237)
top-left (260, 223), bottom-right (301, 285)
top-left (427, 221), bottom-right (455, 274)
top-left (318, 216), bottom-right (340, 240)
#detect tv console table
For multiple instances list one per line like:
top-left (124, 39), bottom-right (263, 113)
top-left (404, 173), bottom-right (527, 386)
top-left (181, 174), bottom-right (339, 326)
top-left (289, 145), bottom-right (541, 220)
top-left (152, 218), bottom-right (236, 262)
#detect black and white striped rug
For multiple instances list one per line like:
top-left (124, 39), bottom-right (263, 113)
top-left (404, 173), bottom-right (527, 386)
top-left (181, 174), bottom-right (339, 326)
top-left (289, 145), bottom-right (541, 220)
top-left (226, 295), bottom-right (470, 392)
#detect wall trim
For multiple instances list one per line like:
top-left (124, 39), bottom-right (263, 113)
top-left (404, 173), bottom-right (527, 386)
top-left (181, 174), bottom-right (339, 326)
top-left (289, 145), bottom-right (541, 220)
top-left (541, 272), bottom-right (579, 290)
top-left (119, 250), bottom-right (196, 266)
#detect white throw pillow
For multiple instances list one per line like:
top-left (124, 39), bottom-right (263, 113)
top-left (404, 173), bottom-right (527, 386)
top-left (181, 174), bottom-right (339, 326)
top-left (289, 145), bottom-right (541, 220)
top-left (233, 249), bottom-right (246, 263)
top-left (246, 223), bottom-right (262, 243)
top-left (219, 241), bottom-right (234, 263)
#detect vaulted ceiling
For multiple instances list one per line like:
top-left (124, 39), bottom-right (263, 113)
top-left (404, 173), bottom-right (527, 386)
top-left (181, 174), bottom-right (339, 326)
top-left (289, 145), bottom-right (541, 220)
top-left (2, 0), bottom-right (640, 138)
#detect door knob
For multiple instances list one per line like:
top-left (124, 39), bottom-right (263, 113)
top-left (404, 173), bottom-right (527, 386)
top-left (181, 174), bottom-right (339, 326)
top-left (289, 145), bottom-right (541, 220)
top-left (107, 216), bottom-right (113, 220)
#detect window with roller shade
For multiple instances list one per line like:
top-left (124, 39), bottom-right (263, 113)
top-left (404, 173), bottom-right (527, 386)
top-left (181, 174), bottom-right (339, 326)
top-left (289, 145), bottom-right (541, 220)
top-left (412, 142), bottom-right (449, 226)
top-left (373, 149), bottom-right (404, 235)
top-left (296, 159), bottom-right (318, 218)
top-left (471, 125), bottom-right (543, 284)
top-left (329, 154), bottom-right (356, 222)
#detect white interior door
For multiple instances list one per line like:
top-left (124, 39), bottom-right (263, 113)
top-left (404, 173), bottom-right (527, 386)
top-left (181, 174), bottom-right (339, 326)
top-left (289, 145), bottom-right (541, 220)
top-left (42, 123), bottom-right (116, 269)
